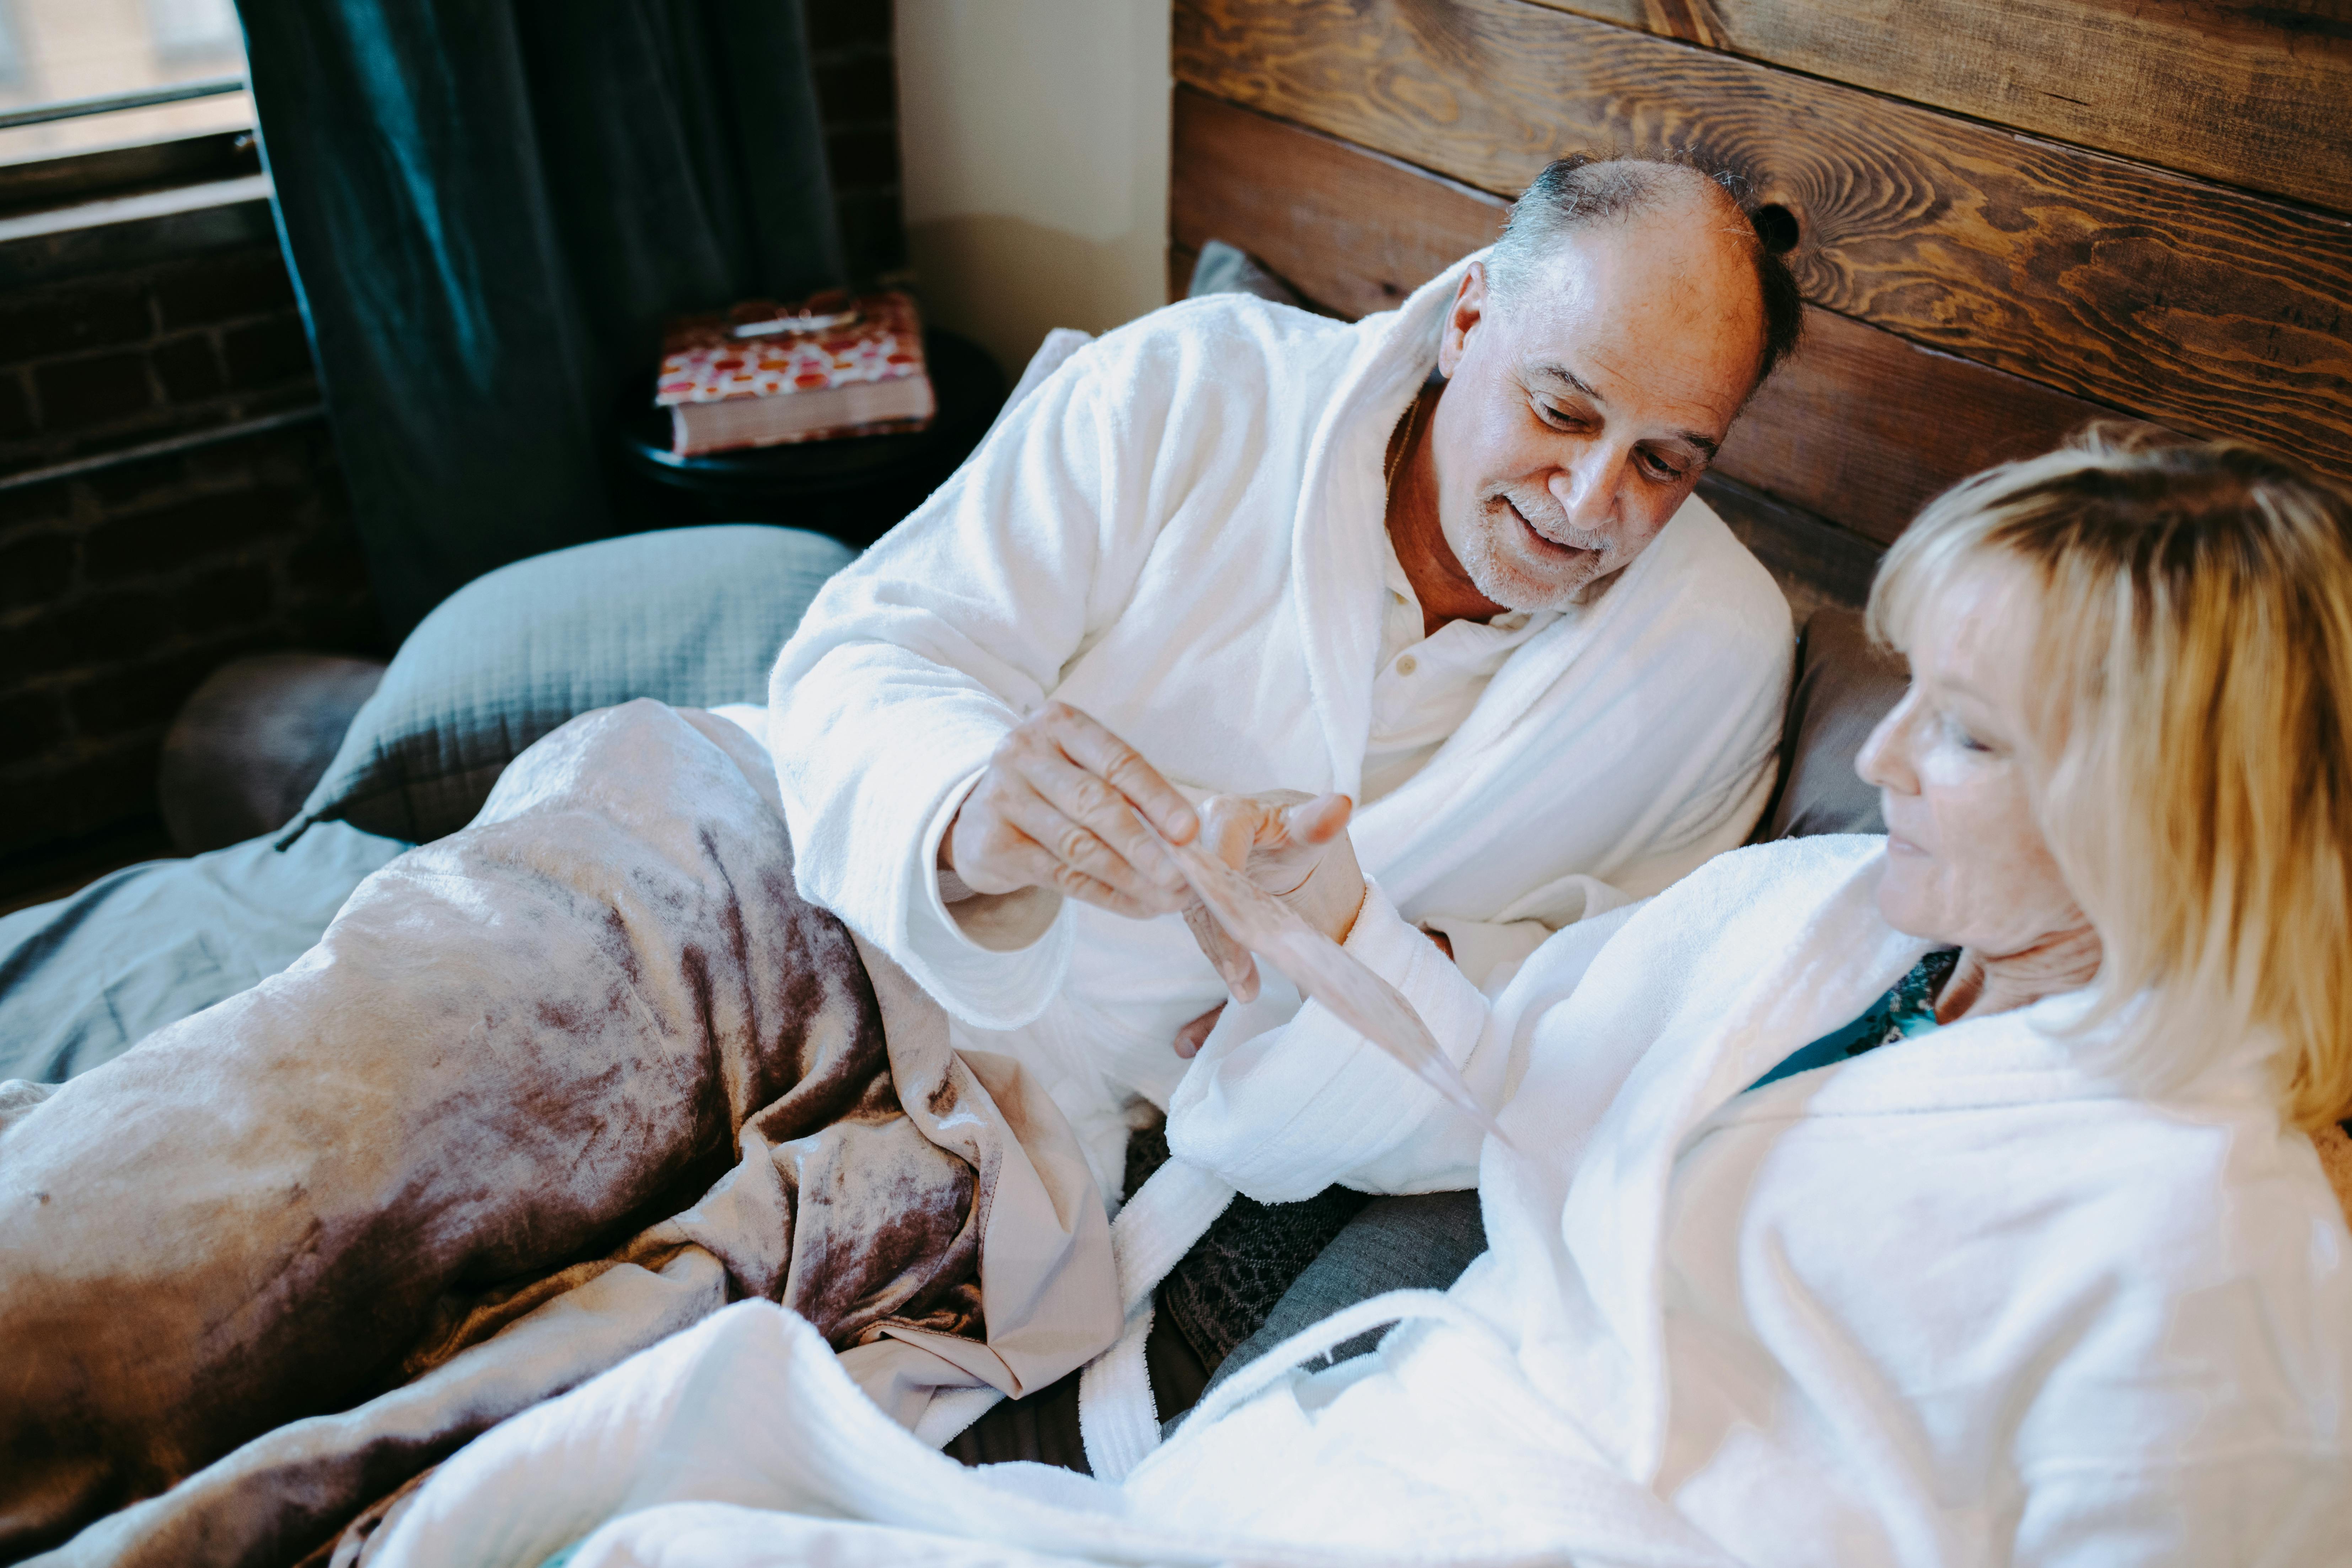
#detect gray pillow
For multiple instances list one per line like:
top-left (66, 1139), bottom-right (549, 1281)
top-left (284, 524), bottom-right (853, 845)
top-left (1187, 238), bottom-right (1308, 308)
top-left (161, 653), bottom-right (388, 855)
top-left (1757, 606), bottom-right (1909, 841)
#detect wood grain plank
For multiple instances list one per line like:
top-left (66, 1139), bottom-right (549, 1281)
top-left (1174, 88), bottom-right (2150, 544)
top-left (1699, 470), bottom-right (1884, 617)
top-left (1530, 0), bottom-right (2352, 215)
top-left (1174, 88), bottom-right (1506, 317)
top-left (1717, 306), bottom-right (2134, 545)
top-left (1173, 0), bottom-right (2352, 489)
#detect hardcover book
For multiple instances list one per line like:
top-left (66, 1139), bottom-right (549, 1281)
top-left (655, 290), bottom-right (936, 456)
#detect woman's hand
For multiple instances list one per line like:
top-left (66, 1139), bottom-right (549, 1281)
top-left (1170, 789), bottom-right (1365, 1058)
top-left (1197, 790), bottom-right (1364, 941)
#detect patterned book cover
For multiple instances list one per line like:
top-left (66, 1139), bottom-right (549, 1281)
top-left (655, 290), bottom-right (935, 451)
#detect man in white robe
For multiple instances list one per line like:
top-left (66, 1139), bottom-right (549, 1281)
top-left (770, 157), bottom-right (1803, 1208)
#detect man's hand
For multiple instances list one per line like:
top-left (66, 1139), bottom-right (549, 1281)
top-left (943, 702), bottom-right (1200, 919)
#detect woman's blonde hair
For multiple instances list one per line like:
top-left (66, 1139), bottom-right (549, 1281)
top-left (1869, 426), bottom-right (2352, 1130)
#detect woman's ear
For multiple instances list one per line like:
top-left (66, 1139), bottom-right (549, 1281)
top-left (1438, 262), bottom-right (1489, 380)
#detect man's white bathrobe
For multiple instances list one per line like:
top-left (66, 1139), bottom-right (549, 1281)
top-left (767, 257), bottom-right (1793, 1197)
top-left (365, 835), bottom-right (2352, 1568)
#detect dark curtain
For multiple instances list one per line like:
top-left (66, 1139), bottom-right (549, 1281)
top-left (238, 0), bottom-right (846, 634)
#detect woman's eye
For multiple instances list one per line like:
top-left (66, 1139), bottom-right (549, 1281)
top-left (1944, 715), bottom-right (1992, 753)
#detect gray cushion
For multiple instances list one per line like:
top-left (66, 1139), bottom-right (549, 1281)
top-left (1758, 606), bottom-right (1909, 841)
top-left (285, 524), bottom-right (854, 844)
top-left (1187, 239), bottom-right (1308, 308)
top-left (160, 653), bottom-right (387, 854)
top-left (1196, 1190), bottom-right (1487, 1406)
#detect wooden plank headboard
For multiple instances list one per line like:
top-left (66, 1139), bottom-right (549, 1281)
top-left (1167, 0), bottom-right (2352, 611)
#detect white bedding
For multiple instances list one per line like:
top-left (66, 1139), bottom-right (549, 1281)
top-left (367, 835), bottom-right (2352, 1567)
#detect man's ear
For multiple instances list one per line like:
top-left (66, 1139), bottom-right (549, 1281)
top-left (1437, 261), bottom-right (1488, 379)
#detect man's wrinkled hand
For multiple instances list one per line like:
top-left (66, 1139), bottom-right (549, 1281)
top-left (943, 701), bottom-right (1199, 919)
top-left (1172, 1000), bottom-right (1224, 1061)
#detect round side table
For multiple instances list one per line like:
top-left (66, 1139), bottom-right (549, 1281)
top-left (616, 328), bottom-right (1007, 549)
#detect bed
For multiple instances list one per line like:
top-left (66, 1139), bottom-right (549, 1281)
top-left (7, 4), bottom-right (2350, 1549)
top-left (1150, 0), bottom-right (2352, 1257)
top-left (20, 0), bottom-right (2346, 1128)
top-left (0, 523), bottom-right (852, 1088)
top-left (0, 249), bottom-right (1896, 1102)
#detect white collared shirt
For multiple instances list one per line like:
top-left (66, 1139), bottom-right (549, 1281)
top-left (1359, 533), bottom-right (1558, 805)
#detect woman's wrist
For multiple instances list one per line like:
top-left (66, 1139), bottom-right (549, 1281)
top-left (1287, 855), bottom-right (1368, 944)
top-left (1327, 875), bottom-right (1368, 944)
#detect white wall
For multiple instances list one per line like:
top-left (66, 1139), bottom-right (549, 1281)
top-left (894, 0), bottom-right (1171, 379)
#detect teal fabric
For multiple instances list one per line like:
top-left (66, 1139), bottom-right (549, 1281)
top-left (288, 525), bottom-right (853, 845)
top-left (239, 0), bottom-right (845, 633)
top-left (0, 822), bottom-right (410, 1084)
top-left (1745, 948), bottom-right (1961, 1094)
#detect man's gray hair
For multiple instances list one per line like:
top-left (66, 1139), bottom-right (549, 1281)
top-left (1484, 153), bottom-right (1806, 387)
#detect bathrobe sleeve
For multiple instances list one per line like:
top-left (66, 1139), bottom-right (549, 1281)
top-left (1165, 882), bottom-right (1637, 1199)
top-left (764, 338), bottom-right (1184, 1030)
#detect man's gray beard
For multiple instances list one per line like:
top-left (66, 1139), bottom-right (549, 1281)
top-left (1456, 489), bottom-right (1612, 612)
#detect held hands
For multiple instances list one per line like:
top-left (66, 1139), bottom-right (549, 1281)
top-left (1173, 789), bottom-right (1366, 1060)
top-left (938, 703), bottom-right (1368, 1060)
top-left (941, 704), bottom-right (1363, 935)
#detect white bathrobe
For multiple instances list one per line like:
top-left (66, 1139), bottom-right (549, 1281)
top-left (767, 256), bottom-right (1793, 1192)
top-left (366, 835), bottom-right (2352, 1568)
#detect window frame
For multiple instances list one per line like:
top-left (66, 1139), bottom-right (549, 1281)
top-left (0, 128), bottom-right (257, 224)
top-left (0, 76), bottom-right (254, 218)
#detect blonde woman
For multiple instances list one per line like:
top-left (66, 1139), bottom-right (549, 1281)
top-left (366, 429), bottom-right (2352, 1566)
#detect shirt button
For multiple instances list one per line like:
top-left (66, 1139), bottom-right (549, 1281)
top-left (1396, 655), bottom-right (1419, 675)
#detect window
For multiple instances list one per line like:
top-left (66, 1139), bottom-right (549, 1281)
top-left (146, 0), bottom-right (241, 62)
top-left (0, 0), bottom-right (251, 169)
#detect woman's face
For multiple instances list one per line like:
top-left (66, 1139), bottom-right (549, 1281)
top-left (1857, 565), bottom-right (2092, 955)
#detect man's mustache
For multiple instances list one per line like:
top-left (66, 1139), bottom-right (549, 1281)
top-left (1492, 489), bottom-right (1610, 554)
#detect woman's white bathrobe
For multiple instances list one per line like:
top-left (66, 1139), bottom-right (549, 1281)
top-left (766, 256), bottom-right (1793, 1197)
top-left (367, 835), bottom-right (2352, 1568)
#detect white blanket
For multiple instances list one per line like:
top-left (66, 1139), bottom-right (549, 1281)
top-left (368, 835), bottom-right (2352, 1567)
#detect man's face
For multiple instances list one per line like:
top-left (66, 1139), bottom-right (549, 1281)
top-left (1427, 222), bottom-right (1765, 610)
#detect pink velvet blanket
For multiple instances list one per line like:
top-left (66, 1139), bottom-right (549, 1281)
top-left (0, 702), bottom-right (1116, 1567)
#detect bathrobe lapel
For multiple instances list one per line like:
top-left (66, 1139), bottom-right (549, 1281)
top-left (1286, 261), bottom-right (1464, 798)
top-left (1483, 837), bottom-right (1924, 1474)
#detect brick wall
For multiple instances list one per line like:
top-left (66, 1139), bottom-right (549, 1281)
top-left (0, 241), bottom-right (378, 874)
top-left (1, 15), bottom-right (903, 882)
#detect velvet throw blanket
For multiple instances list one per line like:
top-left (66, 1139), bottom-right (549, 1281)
top-left (0, 701), bottom-right (1117, 1567)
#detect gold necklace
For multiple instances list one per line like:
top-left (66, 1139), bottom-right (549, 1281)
top-left (1384, 383), bottom-right (1435, 491)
